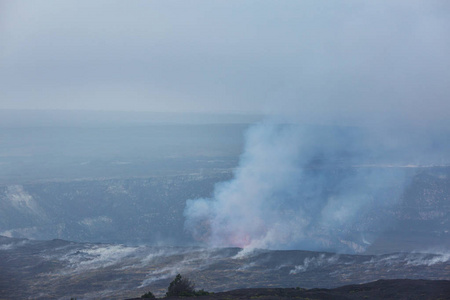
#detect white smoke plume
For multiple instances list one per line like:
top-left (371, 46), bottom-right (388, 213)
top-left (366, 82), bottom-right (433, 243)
top-left (181, 1), bottom-right (450, 253)
top-left (184, 121), bottom-right (449, 253)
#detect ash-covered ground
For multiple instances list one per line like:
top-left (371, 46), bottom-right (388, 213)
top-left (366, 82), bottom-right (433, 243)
top-left (1, 236), bottom-right (449, 299)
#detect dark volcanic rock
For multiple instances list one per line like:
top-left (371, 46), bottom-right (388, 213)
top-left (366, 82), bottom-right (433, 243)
top-left (1, 235), bottom-right (449, 299)
top-left (131, 279), bottom-right (450, 300)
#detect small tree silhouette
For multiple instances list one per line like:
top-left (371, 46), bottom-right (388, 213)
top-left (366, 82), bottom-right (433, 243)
top-left (141, 290), bottom-right (156, 298)
top-left (165, 274), bottom-right (195, 297)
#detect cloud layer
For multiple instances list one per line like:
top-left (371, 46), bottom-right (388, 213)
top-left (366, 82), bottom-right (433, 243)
top-left (1, 1), bottom-right (449, 120)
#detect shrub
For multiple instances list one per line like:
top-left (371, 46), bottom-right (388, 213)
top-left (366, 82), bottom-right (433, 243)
top-left (141, 291), bottom-right (156, 298)
top-left (194, 289), bottom-right (211, 296)
top-left (166, 274), bottom-right (196, 297)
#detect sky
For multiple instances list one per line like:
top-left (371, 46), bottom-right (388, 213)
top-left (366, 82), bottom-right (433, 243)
top-left (1, 0), bottom-right (450, 124)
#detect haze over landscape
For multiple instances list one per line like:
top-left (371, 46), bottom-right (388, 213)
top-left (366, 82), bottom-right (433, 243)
top-left (0, 1), bottom-right (449, 299)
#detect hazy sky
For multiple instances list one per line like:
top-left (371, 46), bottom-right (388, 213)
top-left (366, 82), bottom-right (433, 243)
top-left (1, 1), bottom-right (449, 123)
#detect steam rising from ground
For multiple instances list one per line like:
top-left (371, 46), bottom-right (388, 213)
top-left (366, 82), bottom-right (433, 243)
top-left (1, 236), bottom-right (448, 299)
top-left (290, 254), bottom-right (340, 274)
top-left (184, 122), bottom-right (448, 253)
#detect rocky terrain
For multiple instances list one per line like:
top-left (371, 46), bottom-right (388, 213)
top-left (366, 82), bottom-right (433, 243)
top-left (151, 279), bottom-right (450, 300)
top-left (1, 236), bottom-right (449, 299)
top-left (0, 173), bottom-right (232, 245)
